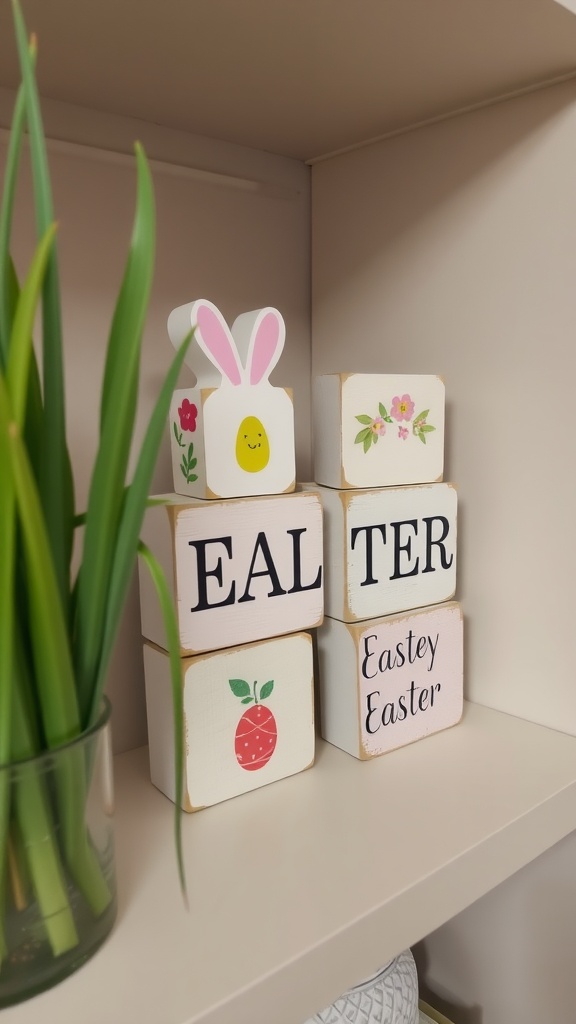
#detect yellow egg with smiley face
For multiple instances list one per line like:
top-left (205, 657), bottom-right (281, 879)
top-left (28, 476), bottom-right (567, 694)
top-left (236, 416), bottom-right (270, 473)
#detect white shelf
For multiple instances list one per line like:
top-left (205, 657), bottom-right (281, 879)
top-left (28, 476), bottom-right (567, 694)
top-left (2, 1), bottom-right (576, 160)
top-left (6, 701), bottom-right (576, 1024)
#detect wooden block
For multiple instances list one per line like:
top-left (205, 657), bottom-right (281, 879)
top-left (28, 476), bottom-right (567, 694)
top-left (168, 299), bottom-right (295, 498)
top-left (138, 489), bottom-right (323, 655)
top-left (316, 603), bottom-right (463, 760)
top-left (305, 482), bottom-right (456, 622)
top-left (313, 373), bottom-right (445, 489)
top-left (143, 632), bottom-right (315, 810)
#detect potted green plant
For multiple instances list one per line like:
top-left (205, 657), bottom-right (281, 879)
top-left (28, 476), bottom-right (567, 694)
top-left (0, 0), bottom-right (187, 1005)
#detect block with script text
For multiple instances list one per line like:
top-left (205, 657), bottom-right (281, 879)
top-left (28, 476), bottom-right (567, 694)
top-left (316, 603), bottom-right (463, 760)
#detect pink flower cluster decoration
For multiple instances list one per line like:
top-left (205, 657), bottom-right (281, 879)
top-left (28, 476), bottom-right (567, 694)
top-left (355, 393), bottom-right (436, 452)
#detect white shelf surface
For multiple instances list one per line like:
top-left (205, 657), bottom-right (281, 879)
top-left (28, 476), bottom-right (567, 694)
top-left (2, 1), bottom-right (576, 160)
top-left (6, 701), bottom-right (576, 1024)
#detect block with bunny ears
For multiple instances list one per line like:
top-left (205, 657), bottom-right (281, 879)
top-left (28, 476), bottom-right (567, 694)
top-left (143, 631), bottom-right (315, 811)
top-left (168, 299), bottom-right (296, 499)
top-left (313, 373), bottom-right (445, 489)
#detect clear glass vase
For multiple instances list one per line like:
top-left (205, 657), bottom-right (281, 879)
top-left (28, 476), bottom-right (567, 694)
top-left (0, 699), bottom-right (116, 1008)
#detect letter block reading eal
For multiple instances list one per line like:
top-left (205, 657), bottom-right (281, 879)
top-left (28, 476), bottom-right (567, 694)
top-left (317, 603), bottom-right (463, 760)
top-left (310, 482), bottom-right (457, 622)
top-left (168, 299), bottom-right (295, 499)
top-left (144, 632), bottom-right (315, 810)
top-left (138, 490), bottom-right (323, 655)
top-left (313, 373), bottom-right (445, 489)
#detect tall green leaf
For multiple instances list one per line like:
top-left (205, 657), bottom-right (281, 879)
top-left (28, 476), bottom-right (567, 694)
top-left (89, 331), bottom-right (193, 726)
top-left (0, 374), bottom-right (80, 748)
top-left (74, 144), bottom-right (155, 722)
top-left (0, 74), bottom-right (30, 367)
top-left (12, 1), bottom-right (72, 609)
top-left (138, 542), bottom-right (187, 900)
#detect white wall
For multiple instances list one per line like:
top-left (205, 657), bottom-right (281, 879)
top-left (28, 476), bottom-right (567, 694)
top-left (312, 79), bottom-right (576, 737)
top-left (1, 92), bottom-right (311, 752)
top-left (311, 78), bottom-right (576, 1024)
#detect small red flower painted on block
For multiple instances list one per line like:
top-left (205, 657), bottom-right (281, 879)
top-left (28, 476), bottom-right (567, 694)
top-left (229, 678), bottom-right (277, 771)
top-left (178, 398), bottom-right (198, 432)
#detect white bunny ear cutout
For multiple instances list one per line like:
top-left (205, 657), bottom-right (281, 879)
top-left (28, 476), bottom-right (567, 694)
top-left (231, 307), bottom-right (285, 386)
top-left (167, 299), bottom-right (243, 387)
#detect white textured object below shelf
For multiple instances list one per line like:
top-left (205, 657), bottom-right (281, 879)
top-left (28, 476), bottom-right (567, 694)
top-left (5, 702), bottom-right (576, 1024)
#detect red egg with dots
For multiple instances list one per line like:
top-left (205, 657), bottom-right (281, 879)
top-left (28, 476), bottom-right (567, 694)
top-left (229, 678), bottom-right (277, 771)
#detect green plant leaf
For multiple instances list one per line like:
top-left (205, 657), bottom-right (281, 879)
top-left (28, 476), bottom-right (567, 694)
top-left (372, 432), bottom-right (378, 444)
top-left (240, 697), bottom-right (254, 705)
top-left (421, 424), bottom-right (435, 432)
top-left (229, 679), bottom-right (251, 698)
top-left (137, 543), bottom-right (186, 900)
top-left (415, 409), bottom-right (430, 422)
top-left (87, 331), bottom-right (194, 727)
top-left (188, 473), bottom-right (198, 482)
top-left (74, 144), bottom-right (155, 722)
top-left (363, 433), bottom-right (372, 453)
top-left (189, 457), bottom-right (197, 469)
top-left (0, 75), bottom-right (29, 367)
top-left (7, 225), bottom-right (56, 426)
top-left (354, 428), bottom-right (370, 444)
top-left (12, 3), bottom-right (72, 608)
top-left (378, 403), bottom-right (388, 418)
top-left (259, 680), bottom-right (274, 701)
top-left (356, 414), bottom-right (372, 424)
top-left (418, 432), bottom-right (426, 444)
top-left (0, 374), bottom-right (80, 748)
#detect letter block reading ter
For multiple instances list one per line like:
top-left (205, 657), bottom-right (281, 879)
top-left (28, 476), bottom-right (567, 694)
top-left (316, 603), bottom-right (463, 760)
top-left (313, 373), bottom-right (445, 490)
top-left (138, 490), bottom-right (323, 655)
top-left (144, 632), bottom-right (315, 811)
top-left (307, 482), bottom-right (457, 622)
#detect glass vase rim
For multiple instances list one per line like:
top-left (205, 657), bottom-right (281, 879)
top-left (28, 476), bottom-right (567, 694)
top-left (1, 695), bottom-right (112, 772)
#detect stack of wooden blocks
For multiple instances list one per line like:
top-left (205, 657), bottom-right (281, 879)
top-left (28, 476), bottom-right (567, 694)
top-left (138, 300), bottom-right (324, 811)
top-left (311, 373), bottom-right (463, 760)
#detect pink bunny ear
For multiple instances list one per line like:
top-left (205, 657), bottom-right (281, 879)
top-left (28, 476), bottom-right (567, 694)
top-left (245, 308), bottom-right (286, 385)
top-left (192, 300), bottom-right (242, 386)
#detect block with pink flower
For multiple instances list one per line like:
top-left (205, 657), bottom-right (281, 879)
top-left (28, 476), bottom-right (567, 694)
top-left (313, 373), bottom-right (445, 489)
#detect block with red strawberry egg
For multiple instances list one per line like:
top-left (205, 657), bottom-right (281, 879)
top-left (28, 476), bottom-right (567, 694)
top-left (313, 373), bottom-right (445, 490)
top-left (143, 632), bottom-right (315, 810)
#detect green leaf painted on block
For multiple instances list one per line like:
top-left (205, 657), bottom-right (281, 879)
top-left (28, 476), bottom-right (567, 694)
top-left (355, 428), bottom-right (370, 444)
top-left (356, 414), bottom-right (372, 425)
top-left (188, 473), bottom-right (198, 483)
top-left (241, 697), bottom-right (254, 705)
top-left (259, 680), bottom-right (274, 701)
top-left (189, 457), bottom-right (197, 469)
top-left (378, 403), bottom-right (388, 419)
top-left (229, 678), bottom-right (251, 698)
top-left (421, 424), bottom-right (436, 433)
top-left (363, 434), bottom-right (372, 453)
top-left (418, 432), bottom-right (426, 444)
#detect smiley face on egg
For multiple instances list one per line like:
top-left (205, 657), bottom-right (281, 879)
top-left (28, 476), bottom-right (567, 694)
top-left (235, 416), bottom-right (270, 472)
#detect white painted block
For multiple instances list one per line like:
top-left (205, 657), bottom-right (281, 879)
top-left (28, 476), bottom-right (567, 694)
top-left (144, 632), bottom-right (315, 810)
top-left (138, 489), bottom-right (323, 655)
top-left (317, 603), bottom-right (463, 760)
top-left (168, 299), bottom-right (295, 498)
top-left (313, 373), bottom-right (445, 488)
top-left (305, 482), bottom-right (456, 622)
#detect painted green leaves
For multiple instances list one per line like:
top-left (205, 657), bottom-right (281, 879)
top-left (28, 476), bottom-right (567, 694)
top-left (229, 678), bottom-right (274, 705)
